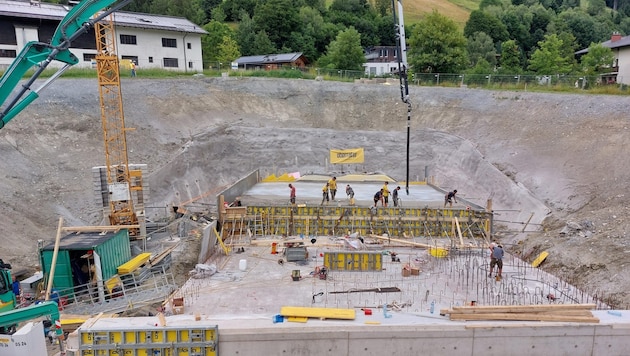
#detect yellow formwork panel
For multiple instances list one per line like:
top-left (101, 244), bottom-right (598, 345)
top-left (324, 252), bottom-right (382, 271)
top-left (80, 326), bottom-right (218, 356)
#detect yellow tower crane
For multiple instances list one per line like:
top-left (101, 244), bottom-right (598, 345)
top-left (94, 16), bottom-right (142, 234)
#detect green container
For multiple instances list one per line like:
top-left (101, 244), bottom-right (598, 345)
top-left (39, 230), bottom-right (131, 294)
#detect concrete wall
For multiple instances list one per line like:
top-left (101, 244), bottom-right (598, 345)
top-left (218, 323), bottom-right (630, 356)
top-left (217, 169), bottom-right (260, 208)
top-left (198, 221), bottom-right (218, 264)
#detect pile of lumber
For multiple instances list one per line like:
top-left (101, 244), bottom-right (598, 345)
top-left (440, 303), bottom-right (599, 323)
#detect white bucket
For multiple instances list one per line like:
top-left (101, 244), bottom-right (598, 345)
top-left (239, 259), bottom-right (247, 271)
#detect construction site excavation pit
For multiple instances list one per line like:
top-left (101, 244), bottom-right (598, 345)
top-left (61, 171), bottom-right (630, 356)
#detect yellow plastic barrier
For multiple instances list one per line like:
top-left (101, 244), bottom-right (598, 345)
top-left (117, 253), bottom-right (151, 274)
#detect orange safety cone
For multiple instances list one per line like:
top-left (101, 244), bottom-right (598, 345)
top-left (271, 242), bottom-right (278, 254)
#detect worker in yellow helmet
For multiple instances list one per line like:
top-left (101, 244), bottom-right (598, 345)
top-left (381, 181), bottom-right (390, 207)
top-left (328, 177), bottom-right (337, 201)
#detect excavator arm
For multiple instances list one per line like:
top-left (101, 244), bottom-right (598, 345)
top-left (0, 0), bottom-right (131, 129)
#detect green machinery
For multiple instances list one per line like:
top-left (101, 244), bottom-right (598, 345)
top-left (0, 0), bottom-right (131, 128)
top-left (0, 0), bottom-right (137, 342)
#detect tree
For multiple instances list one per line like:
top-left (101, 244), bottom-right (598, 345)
top-left (318, 27), bottom-right (364, 70)
top-left (251, 31), bottom-right (277, 55)
top-left (236, 12), bottom-right (257, 56)
top-left (528, 34), bottom-right (573, 74)
top-left (216, 35), bottom-right (241, 68)
top-left (253, 0), bottom-right (301, 50)
top-left (464, 10), bottom-right (509, 44)
top-left (408, 11), bottom-right (468, 73)
top-left (202, 21), bottom-right (235, 66)
top-left (467, 32), bottom-right (497, 67)
top-left (580, 43), bottom-right (615, 74)
top-left (499, 39), bottom-right (523, 73)
top-left (221, 0), bottom-right (258, 22)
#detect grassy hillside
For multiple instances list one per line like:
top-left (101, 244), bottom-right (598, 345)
top-left (399, 0), bottom-right (479, 27)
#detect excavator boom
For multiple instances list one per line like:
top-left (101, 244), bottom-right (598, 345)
top-left (0, 0), bottom-right (130, 128)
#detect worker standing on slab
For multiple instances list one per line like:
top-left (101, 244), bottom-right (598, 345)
top-left (393, 186), bottom-right (401, 207)
top-left (328, 177), bottom-right (338, 200)
top-left (489, 243), bottom-right (504, 278)
top-left (373, 189), bottom-right (384, 208)
top-left (444, 189), bottom-right (458, 208)
top-left (321, 182), bottom-right (330, 205)
top-left (346, 184), bottom-right (355, 205)
top-left (382, 181), bottom-right (390, 207)
top-left (288, 183), bottom-right (296, 205)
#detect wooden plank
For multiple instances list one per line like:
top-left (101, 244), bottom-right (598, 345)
top-left (450, 304), bottom-right (596, 313)
top-left (370, 234), bottom-right (433, 248)
top-left (286, 316), bottom-right (308, 323)
top-left (280, 306), bottom-right (356, 320)
top-left (454, 217), bottom-right (464, 246)
top-left (61, 225), bottom-right (140, 232)
top-left (445, 309), bottom-right (592, 317)
top-left (449, 313), bottom-right (599, 323)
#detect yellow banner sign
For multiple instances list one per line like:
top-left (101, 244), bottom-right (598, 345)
top-left (330, 148), bottom-right (364, 164)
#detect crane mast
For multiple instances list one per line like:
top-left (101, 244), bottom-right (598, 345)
top-left (95, 17), bottom-right (140, 230)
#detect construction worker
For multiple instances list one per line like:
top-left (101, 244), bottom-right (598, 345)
top-left (489, 243), bottom-right (504, 278)
top-left (346, 184), bottom-right (355, 205)
top-left (382, 181), bottom-right (390, 207)
top-left (373, 189), bottom-right (383, 208)
top-left (392, 186), bottom-right (401, 207)
top-left (444, 189), bottom-right (458, 208)
top-left (288, 183), bottom-right (296, 205)
top-left (321, 182), bottom-right (330, 205)
top-left (328, 177), bottom-right (337, 200)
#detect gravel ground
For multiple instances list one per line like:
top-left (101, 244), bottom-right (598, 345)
top-left (2, 76), bottom-right (630, 309)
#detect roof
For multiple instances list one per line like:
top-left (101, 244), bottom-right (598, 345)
top-left (234, 52), bottom-right (305, 65)
top-left (41, 230), bottom-right (123, 251)
top-left (575, 35), bottom-right (630, 55)
top-left (0, 0), bottom-right (207, 35)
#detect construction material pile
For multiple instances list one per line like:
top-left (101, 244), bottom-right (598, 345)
top-left (440, 303), bottom-right (599, 323)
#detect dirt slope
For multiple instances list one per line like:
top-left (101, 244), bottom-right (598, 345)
top-left (2, 76), bottom-right (629, 307)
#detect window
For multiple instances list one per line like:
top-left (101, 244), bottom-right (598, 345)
top-left (120, 34), bottom-right (137, 45)
top-left (122, 55), bottom-right (139, 64)
top-left (188, 61), bottom-right (193, 69)
top-left (379, 49), bottom-right (388, 57)
top-left (83, 53), bottom-right (96, 61)
top-left (187, 43), bottom-right (192, 49)
top-left (164, 58), bottom-right (179, 68)
top-left (162, 38), bottom-right (177, 48)
top-left (0, 49), bottom-right (17, 58)
top-left (148, 57), bottom-right (153, 63)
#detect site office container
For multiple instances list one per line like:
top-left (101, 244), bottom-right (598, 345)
top-left (39, 230), bottom-right (131, 299)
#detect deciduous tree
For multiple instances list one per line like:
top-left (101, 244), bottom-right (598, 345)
top-left (318, 27), bottom-right (364, 70)
top-left (408, 11), bottom-right (468, 73)
top-left (528, 34), bottom-right (573, 74)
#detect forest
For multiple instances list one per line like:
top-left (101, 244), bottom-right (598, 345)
top-left (42, 0), bottom-right (630, 75)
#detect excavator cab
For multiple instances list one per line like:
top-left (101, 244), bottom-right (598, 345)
top-left (0, 260), bottom-right (16, 318)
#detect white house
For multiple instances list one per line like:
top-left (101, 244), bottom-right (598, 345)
top-left (0, 0), bottom-right (207, 72)
top-left (576, 32), bottom-right (630, 85)
top-left (364, 46), bottom-right (401, 76)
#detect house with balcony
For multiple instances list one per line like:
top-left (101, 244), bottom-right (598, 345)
top-left (363, 46), bottom-right (403, 76)
top-left (576, 32), bottom-right (630, 85)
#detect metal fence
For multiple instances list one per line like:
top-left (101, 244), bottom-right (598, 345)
top-left (411, 73), bottom-right (623, 89)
